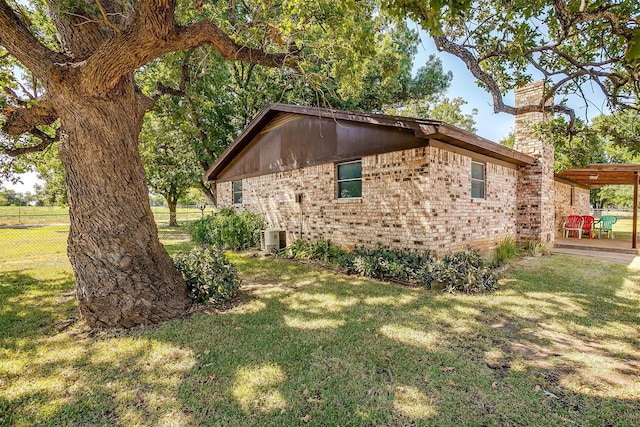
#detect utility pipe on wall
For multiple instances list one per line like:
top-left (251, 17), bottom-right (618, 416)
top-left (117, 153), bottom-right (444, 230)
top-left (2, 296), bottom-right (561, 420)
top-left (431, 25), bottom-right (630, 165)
top-left (296, 192), bottom-right (303, 239)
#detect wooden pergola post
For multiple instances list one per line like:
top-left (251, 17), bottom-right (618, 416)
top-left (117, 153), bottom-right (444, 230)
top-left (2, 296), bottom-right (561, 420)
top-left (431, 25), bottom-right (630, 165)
top-left (633, 171), bottom-right (638, 249)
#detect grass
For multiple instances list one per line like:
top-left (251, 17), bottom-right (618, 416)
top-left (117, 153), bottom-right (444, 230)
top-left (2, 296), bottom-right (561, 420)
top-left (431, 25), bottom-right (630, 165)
top-left (1, 226), bottom-right (639, 426)
top-left (608, 217), bottom-right (634, 237)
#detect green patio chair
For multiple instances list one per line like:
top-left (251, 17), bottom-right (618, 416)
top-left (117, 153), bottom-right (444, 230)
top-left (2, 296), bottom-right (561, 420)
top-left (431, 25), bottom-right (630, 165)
top-left (594, 215), bottom-right (617, 239)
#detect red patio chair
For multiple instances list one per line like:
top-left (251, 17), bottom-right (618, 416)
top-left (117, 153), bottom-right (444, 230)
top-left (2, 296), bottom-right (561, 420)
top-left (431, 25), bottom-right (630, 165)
top-left (581, 215), bottom-right (596, 238)
top-left (563, 215), bottom-right (584, 238)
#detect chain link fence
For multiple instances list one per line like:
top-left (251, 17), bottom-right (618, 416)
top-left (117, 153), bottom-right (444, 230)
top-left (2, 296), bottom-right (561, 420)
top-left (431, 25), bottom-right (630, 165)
top-left (0, 206), bottom-right (209, 259)
top-left (590, 208), bottom-right (634, 219)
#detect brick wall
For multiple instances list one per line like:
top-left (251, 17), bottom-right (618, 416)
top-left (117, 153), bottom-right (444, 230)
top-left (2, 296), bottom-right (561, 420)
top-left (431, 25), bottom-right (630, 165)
top-left (217, 144), bottom-right (519, 256)
top-left (513, 81), bottom-right (556, 245)
top-left (555, 181), bottom-right (591, 233)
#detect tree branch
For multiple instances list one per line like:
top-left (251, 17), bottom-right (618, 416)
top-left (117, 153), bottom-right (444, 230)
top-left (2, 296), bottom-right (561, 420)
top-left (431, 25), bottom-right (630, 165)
top-left (82, 2), bottom-right (295, 95)
top-left (434, 35), bottom-right (576, 126)
top-left (2, 127), bottom-right (59, 156)
top-left (3, 87), bottom-right (27, 106)
top-left (156, 81), bottom-right (186, 98)
top-left (0, 1), bottom-right (66, 80)
top-left (155, 50), bottom-right (194, 99)
top-left (2, 96), bottom-right (58, 136)
top-left (95, 0), bottom-right (122, 34)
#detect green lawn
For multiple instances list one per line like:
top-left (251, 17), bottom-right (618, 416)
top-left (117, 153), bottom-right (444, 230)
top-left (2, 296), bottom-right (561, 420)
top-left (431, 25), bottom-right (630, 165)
top-left (1, 226), bottom-right (638, 426)
top-left (609, 217), bottom-right (635, 237)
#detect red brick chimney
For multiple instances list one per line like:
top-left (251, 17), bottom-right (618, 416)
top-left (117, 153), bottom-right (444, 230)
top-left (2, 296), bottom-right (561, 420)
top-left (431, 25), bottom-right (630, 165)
top-left (513, 81), bottom-right (556, 246)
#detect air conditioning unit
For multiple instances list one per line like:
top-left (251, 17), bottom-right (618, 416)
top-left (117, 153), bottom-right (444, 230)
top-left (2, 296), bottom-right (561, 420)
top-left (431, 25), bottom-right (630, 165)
top-left (260, 230), bottom-right (286, 252)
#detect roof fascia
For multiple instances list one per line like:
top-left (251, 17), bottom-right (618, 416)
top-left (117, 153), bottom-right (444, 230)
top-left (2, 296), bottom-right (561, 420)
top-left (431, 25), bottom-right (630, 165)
top-left (204, 103), bottom-right (537, 181)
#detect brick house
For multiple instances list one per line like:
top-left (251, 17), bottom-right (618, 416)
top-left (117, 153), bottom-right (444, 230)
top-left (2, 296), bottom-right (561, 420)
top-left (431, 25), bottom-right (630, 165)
top-left (204, 82), bottom-right (590, 255)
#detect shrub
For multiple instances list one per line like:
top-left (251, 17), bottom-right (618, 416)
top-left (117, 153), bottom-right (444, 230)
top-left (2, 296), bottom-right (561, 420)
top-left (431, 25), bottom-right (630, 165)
top-left (173, 246), bottom-right (241, 304)
top-left (280, 239), bottom-right (310, 259)
top-left (492, 235), bottom-right (519, 266)
top-left (281, 239), bottom-right (497, 294)
top-left (427, 250), bottom-right (498, 293)
top-left (522, 239), bottom-right (549, 257)
top-left (280, 239), bottom-right (347, 264)
top-left (350, 246), bottom-right (433, 282)
top-left (187, 208), bottom-right (264, 250)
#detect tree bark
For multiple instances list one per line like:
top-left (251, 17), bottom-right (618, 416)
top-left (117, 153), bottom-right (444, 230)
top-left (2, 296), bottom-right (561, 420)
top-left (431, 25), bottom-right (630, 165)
top-left (57, 77), bottom-right (190, 328)
top-left (167, 196), bottom-right (178, 227)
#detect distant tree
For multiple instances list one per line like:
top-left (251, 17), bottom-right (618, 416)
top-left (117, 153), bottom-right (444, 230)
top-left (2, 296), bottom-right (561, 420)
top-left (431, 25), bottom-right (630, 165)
top-left (0, 189), bottom-right (27, 206)
top-left (537, 111), bottom-right (640, 208)
top-left (139, 103), bottom-right (202, 226)
top-left (499, 132), bottom-right (515, 149)
top-left (537, 118), bottom-right (608, 171)
top-left (593, 109), bottom-right (640, 155)
top-left (148, 193), bottom-right (166, 207)
top-left (385, 93), bottom-right (477, 132)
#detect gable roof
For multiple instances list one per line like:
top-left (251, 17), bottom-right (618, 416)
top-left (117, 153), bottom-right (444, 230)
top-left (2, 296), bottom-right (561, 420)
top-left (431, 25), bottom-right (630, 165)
top-left (204, 103), bottom-right (536, 182)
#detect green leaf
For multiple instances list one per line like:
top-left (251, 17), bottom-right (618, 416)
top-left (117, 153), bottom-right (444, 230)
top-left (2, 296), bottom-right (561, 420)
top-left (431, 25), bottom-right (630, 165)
top-left (625, 29), bottom-right (640, 62)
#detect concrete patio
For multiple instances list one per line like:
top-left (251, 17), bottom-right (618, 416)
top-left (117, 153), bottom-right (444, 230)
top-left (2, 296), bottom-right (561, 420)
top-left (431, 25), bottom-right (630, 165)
top-left (554, 235), bottom-right (639, 254)
top-left (552, 234), bottom-right (640, 267)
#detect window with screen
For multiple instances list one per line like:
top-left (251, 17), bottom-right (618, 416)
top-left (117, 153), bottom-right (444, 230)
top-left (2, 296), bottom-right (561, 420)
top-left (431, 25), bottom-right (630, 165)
top-left (233, 181), bottom-right (243, 204)
top-left (336, 161), bottom-right (362, 199)
top-left (471, 161), bottom-right (485, 199)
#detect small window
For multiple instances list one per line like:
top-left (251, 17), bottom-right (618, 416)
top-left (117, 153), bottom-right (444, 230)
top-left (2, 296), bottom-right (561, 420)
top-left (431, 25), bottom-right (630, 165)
top-left (471, 161), bottom-right (485, 199)
top-left (337, 161), bottom-right (362, 199)
top-left (233, 181), bottom-right (243, 204)
top-left (570, 186), bottom-right (575, 206)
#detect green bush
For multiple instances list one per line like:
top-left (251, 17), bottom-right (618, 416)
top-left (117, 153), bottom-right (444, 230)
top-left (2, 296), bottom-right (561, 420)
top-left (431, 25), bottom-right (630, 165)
top-left (492, 235), bottom-right (519, 266)
top-left (350, 246), bottom-right (433, 282)
top-left (281, 239), bottom-right (497, 293)
top-left (522, 239), bottom-right (548, 257)
top-left (173, 246), bottom-right (241, 304)
top-left (426, 250), bottom-right (498, 293)
top-left (280, 239), bottom-right (347, 264)
top-left (187, 208), bottom-right (264, 250)
top-left (280, 239), bottom-right (309, 259)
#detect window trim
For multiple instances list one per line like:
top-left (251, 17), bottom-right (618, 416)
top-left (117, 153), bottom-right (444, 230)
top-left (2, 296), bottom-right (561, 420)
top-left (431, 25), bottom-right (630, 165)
top-left (336, 160), bottom-right (362, 199)
top-left (232, 180), bottom-right (243, 205)
top-left (471, 161), bottom-right (486, 200)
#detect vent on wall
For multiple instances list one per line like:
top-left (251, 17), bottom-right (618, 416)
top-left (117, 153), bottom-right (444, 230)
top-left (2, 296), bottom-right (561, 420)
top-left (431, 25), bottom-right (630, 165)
top-left (260, 230), bottom-right (287, 252)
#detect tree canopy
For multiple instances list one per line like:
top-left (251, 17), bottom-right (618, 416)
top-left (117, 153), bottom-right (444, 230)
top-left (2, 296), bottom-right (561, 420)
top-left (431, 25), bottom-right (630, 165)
top-left (383, 0), bottom-right (640, 125)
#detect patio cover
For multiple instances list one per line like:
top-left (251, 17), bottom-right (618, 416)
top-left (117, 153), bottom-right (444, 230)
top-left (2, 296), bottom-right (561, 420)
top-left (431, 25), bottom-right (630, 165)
top-left (556, 164), bottom-right (640, 248)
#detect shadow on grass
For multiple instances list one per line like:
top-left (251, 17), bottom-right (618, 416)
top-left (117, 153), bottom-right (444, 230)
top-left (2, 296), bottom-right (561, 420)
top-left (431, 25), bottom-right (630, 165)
top-left (0, 270), bottom-right (76, 348)
top-left (2, 254), bottom-right (639, 426)
top-left (154, 255), bottom-right (638, 425)
top-left (157, 225), bottom-right (196, 256)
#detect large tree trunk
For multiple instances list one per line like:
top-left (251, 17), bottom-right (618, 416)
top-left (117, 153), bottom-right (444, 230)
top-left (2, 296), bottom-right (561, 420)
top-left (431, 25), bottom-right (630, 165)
top-left (57, 78), bottom-right (191, 328)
